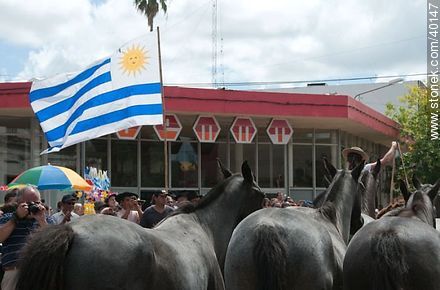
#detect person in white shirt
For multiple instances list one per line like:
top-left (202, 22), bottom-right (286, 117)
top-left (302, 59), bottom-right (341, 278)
top-left (342, 141), bottom-right (397, 172)
top-left (116, 192), bottom-right (143, 224)
top-left (51, 194), bottom-right (80, 225)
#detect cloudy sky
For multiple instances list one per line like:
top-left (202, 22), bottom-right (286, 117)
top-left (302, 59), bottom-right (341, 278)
top-left (0, 0), bottom-right (427, 89)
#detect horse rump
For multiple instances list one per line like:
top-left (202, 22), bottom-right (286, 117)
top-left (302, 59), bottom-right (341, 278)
top-left (370, 229), bottom-right (408, 290)
top-left (17, 224), bottom-right (74, 290)
top-left (253, 223), bottom-right (288, 290)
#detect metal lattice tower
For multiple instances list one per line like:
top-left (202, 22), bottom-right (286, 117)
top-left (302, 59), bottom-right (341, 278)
top-left (211, 0), bottom-right (218, 87)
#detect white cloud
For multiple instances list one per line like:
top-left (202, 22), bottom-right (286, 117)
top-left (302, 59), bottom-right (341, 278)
top-left (0, 0), bottom-right (427, 86)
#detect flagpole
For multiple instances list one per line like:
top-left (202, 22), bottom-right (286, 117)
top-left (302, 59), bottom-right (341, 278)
top-left (156, 26), bottom-right (168, 193)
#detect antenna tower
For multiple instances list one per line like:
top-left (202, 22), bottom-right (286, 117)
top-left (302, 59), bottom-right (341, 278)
top-left (211, 0), bottom-right (218, 87)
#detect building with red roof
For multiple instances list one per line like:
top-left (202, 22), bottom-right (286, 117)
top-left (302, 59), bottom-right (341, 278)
top-left (0, 81), bottom-right (399, 202)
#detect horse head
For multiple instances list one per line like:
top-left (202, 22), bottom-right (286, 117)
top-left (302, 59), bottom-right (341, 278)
top-left (312, 157), bottom-right (337, 207)
top-left (398, 179), bottom-right (440, 227)
top-left (358, 159), bottom-right (381, 218)
top-left (319, 161), bottom-right (364, 243)
top-left (236, 161), bottom-right (265, 221)
top-left (411, 176), bottom-right (440, 218)
top-left (217, 158), bottom-right (232, 179)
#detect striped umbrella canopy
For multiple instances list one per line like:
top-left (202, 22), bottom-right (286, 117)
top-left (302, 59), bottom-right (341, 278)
top-left (8, 164), bottom-right (92, 191)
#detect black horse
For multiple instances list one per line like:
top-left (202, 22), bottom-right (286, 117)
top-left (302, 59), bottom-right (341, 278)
top-left (358, 160), bottom-right (381, 224)
top-left (413, 175), bottom-right (440, 219)
top-left (17, 161), bottom-right (264, 290)
top-left (224, 161), bottom-right (364, 290)
top-left (315, 158), bottom-right (381, 228)
top-left (343, 179), bottom-right (440, 290)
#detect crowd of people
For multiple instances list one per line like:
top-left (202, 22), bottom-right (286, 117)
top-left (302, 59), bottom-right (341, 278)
top-left (261, 192), bottom-right (314, 209)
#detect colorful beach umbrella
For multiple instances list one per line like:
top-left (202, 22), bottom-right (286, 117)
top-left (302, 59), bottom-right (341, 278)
top-left (8, 164), bottom-right (92, 191)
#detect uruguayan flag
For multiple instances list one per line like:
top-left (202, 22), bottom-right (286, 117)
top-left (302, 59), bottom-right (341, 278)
top-left (30, 34), bottom-right (163, 154)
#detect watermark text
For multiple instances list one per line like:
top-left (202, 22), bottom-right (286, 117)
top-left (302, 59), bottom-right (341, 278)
top-left (428, 0), bottom-right (440, 140)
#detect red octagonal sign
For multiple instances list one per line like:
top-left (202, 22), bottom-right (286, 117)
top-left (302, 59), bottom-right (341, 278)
top-left (230, 117), bottom-right (257, 144)
top-left (116, 126), bottom-right (141, 140)
top-left (193, 115), bottom-right (221, 143)
top-left (266, 119), bottom-right (293, 144)
top-left (154, 114), bottom-right (182, 141)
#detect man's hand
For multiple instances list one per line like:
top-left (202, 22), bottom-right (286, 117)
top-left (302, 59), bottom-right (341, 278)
top-left (130, 199), bottom-right (141, 211)
top-left (30, 203), bottom-right (48, 226)
top-left (16, 203), bottom-right (29, 219)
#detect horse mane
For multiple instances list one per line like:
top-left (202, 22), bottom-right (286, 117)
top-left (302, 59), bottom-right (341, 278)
top-left (164, 173), bottom-right (241, 219)
top-left (380, 193), bottom-right (435, 226)
top-left (404, 192), bottom-right (435, 225)
top-left (318, 171), bottom-right (343, 225)
top-left (319, 201), bottom-right (338, 225)
top-left (359, 169), bottom-right (377, 214)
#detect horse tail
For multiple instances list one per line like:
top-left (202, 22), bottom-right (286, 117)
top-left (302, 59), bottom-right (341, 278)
top-left (370, 229), bottom-right (408, 290)
top-left (16, 224), bottom-right (75, 290)
top-left (253, 223), bottom-right (287, 290)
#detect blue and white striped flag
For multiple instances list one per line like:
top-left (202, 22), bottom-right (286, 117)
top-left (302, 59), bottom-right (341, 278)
top-left (30, 34), bottom-right (163, 154)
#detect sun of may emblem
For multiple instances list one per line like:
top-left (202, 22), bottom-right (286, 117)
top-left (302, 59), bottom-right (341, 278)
top-left (119, 44), bottom-right (149, 76)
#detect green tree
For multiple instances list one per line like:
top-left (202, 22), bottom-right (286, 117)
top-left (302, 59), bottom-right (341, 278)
top-left (386, 86), bottom-right (440, 184)
top-left (134, 0), bottom-right (168, 32)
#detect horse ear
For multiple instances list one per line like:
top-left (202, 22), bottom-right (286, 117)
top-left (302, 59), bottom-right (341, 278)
top-left (217, 158), bottom-right (232, 179)
top-left (351, 161), bottom-right (364, 181)
top-left (241, 161), bottom-right (254, 183)
top-left (372, 159), bottom-right (381, 178)
top-left (323, 175), bottom-right (332, 187)
top-left (322, 157), bottom-right (337, 179)
top-left (427, 179), bottom-right (440, 201)
top-left (412, 175), bottom-right (422, 190)
top-left (400, 180), bottom-right (411, 203)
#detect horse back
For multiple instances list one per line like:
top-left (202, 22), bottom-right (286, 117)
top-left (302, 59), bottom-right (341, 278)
top-left (344, 217), bottom-right (440, 290)
top-left (64, 215), bottom-right (224, 290)
top-left (62, 215), bottom-right (156, 290)
top-left (225, 208), bottom-right (339, 290)
top-left (151, 216), bottom-right (225, 290)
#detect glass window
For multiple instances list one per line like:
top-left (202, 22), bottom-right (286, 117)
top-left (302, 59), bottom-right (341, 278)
top-left (177, 115), bottom-right (197, 141)
top-left (258, 144), bottom-right (270, 187)
top-left (111, 140), bottom-right (137, 187)
top-left (315, 130), bottom-right (337, 144)
top-left (315, 145), bottom-right (337, 188)
top-left (258, 144), bottom-right (285, 188)
top-left (201, 143), bottom-right (228, 187)
top-left (0, 117), bottom-right (33, 184)
top-left (141, 141), bottom-right (164, 187)
top-left (85, 139), bottom-right (108, 170)
top-left (48, 145), bottom-right (77, 171)
top-left (0, 130), bottom-right (31, 184)
top-left (292, 129), bottom-right (313, 143)
top-left (170, 141), bottom-right (198, 188)
top-left (215, 116), bottom-right (233, 142)
top-left (140, 125), bottom-right (160, 140)
top-left (292, 145), bottom-right (312, 187)
top-left (230, 143), bottom-right (256, 175)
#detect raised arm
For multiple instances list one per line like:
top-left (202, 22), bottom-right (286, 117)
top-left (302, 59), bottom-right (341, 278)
top-left (365, 141), bottom-right (397, 171)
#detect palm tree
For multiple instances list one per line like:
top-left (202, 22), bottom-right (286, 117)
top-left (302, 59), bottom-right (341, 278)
top-left (134, 0), bottom-right (168, 31)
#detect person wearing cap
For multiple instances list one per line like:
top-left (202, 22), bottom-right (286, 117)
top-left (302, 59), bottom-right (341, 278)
top-left (0, 185), bottom-right (54, 290)
top-left (51, 194), bottom-right (80, 225)
top-left (342, 141), bottom-right (398, 171)
top-left (140, 190), bottom-right (174, 229)
top-left (116, 192), bottom-right (143, 224)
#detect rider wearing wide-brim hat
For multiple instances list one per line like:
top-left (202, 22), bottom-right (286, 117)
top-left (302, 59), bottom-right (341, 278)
top-left (343, 141), bottom-right (398, 171)
top-left (342, 147), bottom-right (369, 170)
